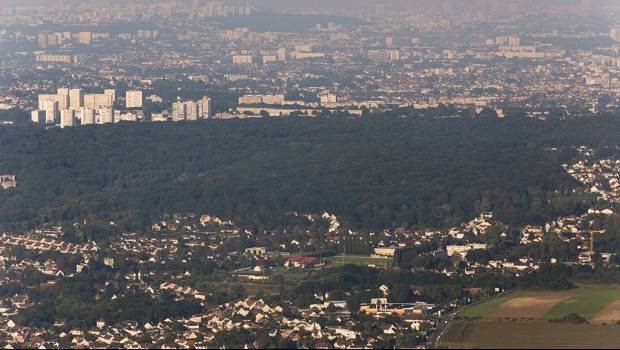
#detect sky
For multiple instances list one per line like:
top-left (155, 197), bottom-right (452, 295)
top-left (1, 0), bottom-right (620, 14)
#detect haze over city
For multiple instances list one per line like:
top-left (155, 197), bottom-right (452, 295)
top-left (0, 0), bottom-right (620, 349)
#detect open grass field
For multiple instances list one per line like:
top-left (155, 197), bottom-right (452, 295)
top-left (326, 255), bottom-right (392, 268)
top-left (441, 320), bottom-right (620, 349)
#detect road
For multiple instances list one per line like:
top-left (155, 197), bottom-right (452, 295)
top-left (427, 289), bottom-right (517, 349)
top-left (426, 304), bottom-right (468, 349)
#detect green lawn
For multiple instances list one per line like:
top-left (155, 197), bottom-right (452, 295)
top-left (269, 267), bottom-right (312, 283)
top-left (460, 291), bottom-right (526, 318)
top-left (544, 287), bottom-right (620, 319)
top-left (327, 255), bottom-right (392, 267)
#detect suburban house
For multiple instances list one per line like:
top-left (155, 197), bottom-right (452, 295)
top-left (285, 256), bottom-right (319, 268)
top-left (245, 247), bottom-right (269, 256)
top-left (373, 247), bottom-right (397, 257)
top-left (0, 175), bottom-right (16, 190)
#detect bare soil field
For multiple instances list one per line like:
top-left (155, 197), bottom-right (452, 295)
top-left (441, 320), bottom-right (620, 349)
top-left (592, 299), bottom-right (620, 324)
top-left (487, 293), bottom-right (573, 318)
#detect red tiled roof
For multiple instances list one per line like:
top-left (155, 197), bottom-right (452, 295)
top-left (287, 256), bottom-right (319, 265)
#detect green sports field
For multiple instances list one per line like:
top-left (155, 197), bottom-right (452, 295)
top-left (326, 255), bottom-right (392, 267)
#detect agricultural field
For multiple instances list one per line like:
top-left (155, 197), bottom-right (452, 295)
top-left (459, 291), bottom-right (527, 318)
top-left (441, 286), bottom-right (620, 349)
top-left (459, 286), bottom-right (620, 322)
top-left (441, 320), bottom-right (620, 349)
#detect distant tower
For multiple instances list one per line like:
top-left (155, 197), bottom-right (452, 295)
top-left (198, 96), bottom-right (212, 119)
top-left (477, 0), bottom-right (492, 21)
top-left (245, 1), bottom-right (251, 16)
top-left (442, 0), bottom-right (450, 16)
top-left (278, 47), bottom-right (287, 62)
top-left (104, 89), bottom-right (116, 104)
top-left (375, 3), bottom-right (385, 17)
top-left (60, 109), bottom-right (75, 128)
top-left (69, 88), bottom-right (83, 108)
top-left (611, 28), bottom-right (620, 42)
top-left (38, 33), bottom-right (48, 48)
top-left (580, 0), bottom-right (591, 14)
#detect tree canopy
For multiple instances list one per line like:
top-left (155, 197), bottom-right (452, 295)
top-left (0, 113), bottom-right (612, 234)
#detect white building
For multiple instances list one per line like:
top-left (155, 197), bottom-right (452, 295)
top-left (126, 90), bottom-right (143, 108)
top-left (320, 93), bottom-right (338, 105)
top-left (446, 243), bottom-right (487, 257)
top-left (278, 47), bottom-right (287, 62)
top-left (373, 247), bottom-right (397, 257)
top-left (172, 98), bottom-right (211, 121)
top-left (261, 94), bottom-right (285, 105)
top-left (31, 110), bottom-right (46, 124)
top-left (152, 113), bottom-right (168, 122)
top-left (172, 102), bottom-right (186, 121)
top-left (496, 35), bottom-right (521, 47)
top-left (57, 88), bottom-right (69, 97)
top-left (116, 112), bottom-right (137, 123)
top-left (104, 89), bottom-right (116, 103)
top-left (77, 108), bottom-right (95, 125)
top-left (366, 50), bottom-right (400, 62)
top-left (233, 54), bottom-right (253, 65)
top-left (611, 28), bottom-right (620, 42)
top-left (198, 96), bottom-right (212, 118)
top-left (97, 108), bottom-right (114, 124)
top-left (38, 94), bottom-right (69, 111)
top-left (43, 100), bottom-right (59, 124)
top-left (84, 94), bottom-right (113, 109)
top-left (60, 109), bottom-right (75, 128)
top-left (69, 88), bottom-right (83, 108)
top-left (239, 95), bottom-right (263, 105)
top-left (185, 101), bottom-right (198, 120)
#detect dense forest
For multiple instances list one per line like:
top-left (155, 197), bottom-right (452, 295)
top-left (0, 114), bottom-right (616, 234)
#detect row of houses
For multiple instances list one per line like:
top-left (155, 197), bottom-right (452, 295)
top-left (0, 233), bottom-right (98, 257)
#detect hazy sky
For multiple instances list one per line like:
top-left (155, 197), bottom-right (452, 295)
top-left (1, 0), bottom-right (620, 15)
